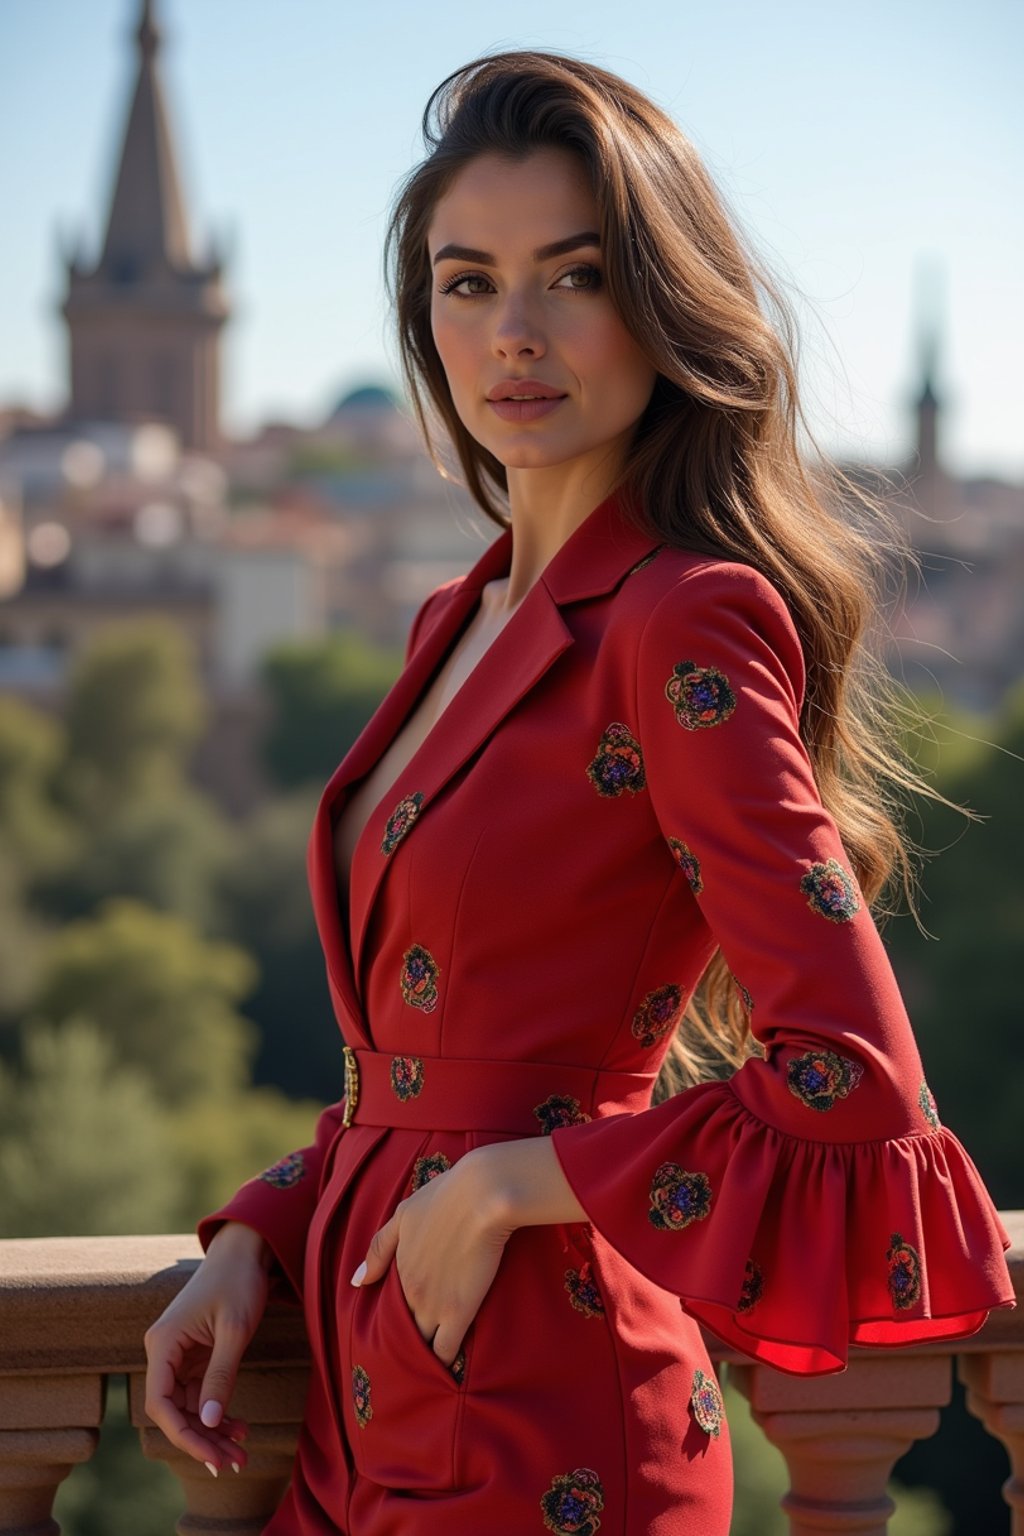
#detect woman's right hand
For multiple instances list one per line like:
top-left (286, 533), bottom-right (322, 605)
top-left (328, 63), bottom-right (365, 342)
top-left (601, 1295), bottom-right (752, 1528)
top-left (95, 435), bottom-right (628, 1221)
top-left (143, 1221), bottom-right (274, 1474)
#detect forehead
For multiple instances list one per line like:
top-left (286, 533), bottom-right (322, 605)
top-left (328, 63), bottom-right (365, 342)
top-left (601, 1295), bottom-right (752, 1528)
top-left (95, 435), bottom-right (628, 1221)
top-left (427, 149), bottom-right (598, 253)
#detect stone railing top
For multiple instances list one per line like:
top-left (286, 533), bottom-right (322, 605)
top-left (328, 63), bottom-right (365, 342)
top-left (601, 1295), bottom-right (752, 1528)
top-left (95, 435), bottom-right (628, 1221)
top-left (1, 1211), bottom-right (1022, 1377)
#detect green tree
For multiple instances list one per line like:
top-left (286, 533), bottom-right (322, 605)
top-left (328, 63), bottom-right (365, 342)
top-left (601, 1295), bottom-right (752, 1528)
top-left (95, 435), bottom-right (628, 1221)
top-left (57, 620), bottom-right (205, 814)
top-left (32, 899), bottom-right (257, 1107)
top-left (0, 1019), bottom-right (180, 1237)
top-left (214, 788), bottom-right (339, 1097)
top-left (261, 631), bottom-right (402, 789)
top-left (0, 693), bottom-right (75, 877)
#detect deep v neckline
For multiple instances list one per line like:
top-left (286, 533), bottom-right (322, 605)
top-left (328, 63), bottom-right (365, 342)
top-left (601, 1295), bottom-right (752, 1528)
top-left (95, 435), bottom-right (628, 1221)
top-left (330, 582), bottom-right (511, 937)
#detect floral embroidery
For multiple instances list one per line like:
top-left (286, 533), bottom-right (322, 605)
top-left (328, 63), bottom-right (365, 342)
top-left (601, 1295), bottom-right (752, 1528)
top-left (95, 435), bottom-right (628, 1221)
top-left (690, 1368), bottom-right (725, 1437)
top-left (540, 1467), bottom-right (606, 1534)
top-left (800, 857), bottom-right (861, 923)
top-left (258, 1151), bottom-right (305, 1188)
top-left (410, 1152), bottom-right (452, 1192)
top-left (648, 1162), bottom-right (713, 1232)
top-left (667, 837), bottom-right (703, 894)
top-left (787, 1049), bottom-right (864, 1113)
top-left (400, 944), bottom-right (440, 1012)
top-left (919, 1081), bottom-right (940, 1130)
top-left (450, 1348), bottom-right (466, 1384)
top-left (586, 722), bottom-right (646, 798)
top-left (381, 791), bottom-right (424, 855)
top-left (631, 983), bottom-right (683, 1049)
top-left (352, 1365), bottom-right (372, 1428)
top-left (887, 1232), bottom-right (922, 1310)
top-left (533, 1095), bottom-right (592, 1135)
top-left (564, 1260), bottom-right (605, 1319)
top-left (665, 661), bottom-right (736, 730)
top-left (390, 1054), bottom-right (425, 1101)
top-left (738, 1258), bottom-right (764, 1313)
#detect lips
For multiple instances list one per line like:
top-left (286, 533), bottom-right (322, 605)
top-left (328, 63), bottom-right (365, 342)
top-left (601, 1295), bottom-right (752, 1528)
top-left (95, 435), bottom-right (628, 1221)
top-left (486, 379), bottom-right (567, 401)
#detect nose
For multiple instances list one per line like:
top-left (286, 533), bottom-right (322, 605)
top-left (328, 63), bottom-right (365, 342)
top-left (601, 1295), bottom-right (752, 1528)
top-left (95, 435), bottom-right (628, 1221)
top-left (491, 290), bottom-right (546, 360)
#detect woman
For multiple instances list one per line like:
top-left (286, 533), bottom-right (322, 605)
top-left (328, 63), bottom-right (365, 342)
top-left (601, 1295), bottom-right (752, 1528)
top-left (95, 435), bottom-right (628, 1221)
top-left (144, 49), bottom-right (1015, 1535)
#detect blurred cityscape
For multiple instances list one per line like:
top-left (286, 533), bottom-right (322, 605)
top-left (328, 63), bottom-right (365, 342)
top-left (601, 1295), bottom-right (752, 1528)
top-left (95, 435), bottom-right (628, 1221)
top-left (1, 0), bottom-right (1022, 809)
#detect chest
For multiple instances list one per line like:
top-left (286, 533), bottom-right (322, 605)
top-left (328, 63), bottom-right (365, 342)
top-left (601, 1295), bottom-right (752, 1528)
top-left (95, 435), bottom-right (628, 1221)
top-left (332, 599), bottom-right (513, 911)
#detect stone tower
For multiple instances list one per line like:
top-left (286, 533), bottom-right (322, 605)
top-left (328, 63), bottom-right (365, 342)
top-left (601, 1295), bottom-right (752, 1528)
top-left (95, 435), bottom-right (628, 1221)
top-left (60, 0), bottom-right (230, 450)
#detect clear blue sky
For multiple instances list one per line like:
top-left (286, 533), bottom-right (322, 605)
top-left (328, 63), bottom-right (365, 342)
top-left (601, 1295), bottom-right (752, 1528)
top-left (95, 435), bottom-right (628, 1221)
top-left (2, 0), bottom-right (1021, 478)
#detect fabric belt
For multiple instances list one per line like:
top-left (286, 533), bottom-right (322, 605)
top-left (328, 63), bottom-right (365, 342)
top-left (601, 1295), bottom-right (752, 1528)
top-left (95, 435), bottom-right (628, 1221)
top-left (341, 1045), bottom-right (656, 1136)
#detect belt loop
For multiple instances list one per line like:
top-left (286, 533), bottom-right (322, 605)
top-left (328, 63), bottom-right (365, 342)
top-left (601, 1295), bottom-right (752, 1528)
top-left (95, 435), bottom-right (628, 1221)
top-left (342, 1044), bottom-right (360, 1128)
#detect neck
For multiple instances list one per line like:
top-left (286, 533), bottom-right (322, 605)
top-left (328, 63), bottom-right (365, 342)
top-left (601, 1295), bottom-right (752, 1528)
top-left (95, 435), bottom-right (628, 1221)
top-left (497, 442), bottom-right (630, 610)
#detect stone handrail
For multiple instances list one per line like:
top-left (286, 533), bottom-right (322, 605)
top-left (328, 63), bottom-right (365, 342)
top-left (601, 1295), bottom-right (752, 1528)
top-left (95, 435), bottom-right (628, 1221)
top-left (0, 1215), bottom-right (1022, 1535)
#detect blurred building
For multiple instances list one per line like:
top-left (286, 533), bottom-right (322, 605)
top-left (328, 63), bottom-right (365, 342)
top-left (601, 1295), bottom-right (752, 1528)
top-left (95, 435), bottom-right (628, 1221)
top-left (59, 0), bottom-right (229, 453)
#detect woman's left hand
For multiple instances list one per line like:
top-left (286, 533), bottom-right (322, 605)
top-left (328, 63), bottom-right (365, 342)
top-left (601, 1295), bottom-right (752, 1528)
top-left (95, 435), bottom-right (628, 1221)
top-left (350, 1136), bottom-right (588, 1367)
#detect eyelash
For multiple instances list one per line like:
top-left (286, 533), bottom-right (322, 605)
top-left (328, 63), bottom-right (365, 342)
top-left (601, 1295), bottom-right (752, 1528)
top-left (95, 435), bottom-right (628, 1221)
top-left (436, 262), bottom-right (603, 298)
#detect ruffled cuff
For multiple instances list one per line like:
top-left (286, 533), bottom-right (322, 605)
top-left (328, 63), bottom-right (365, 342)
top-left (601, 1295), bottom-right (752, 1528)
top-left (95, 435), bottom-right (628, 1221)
top-left (550, 1080), bottom-right (1016, 1376)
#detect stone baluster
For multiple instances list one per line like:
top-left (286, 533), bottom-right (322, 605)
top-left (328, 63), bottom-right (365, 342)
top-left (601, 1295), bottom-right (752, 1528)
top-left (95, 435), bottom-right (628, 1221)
top-left (959, 1350), bottom-right (1024, 1534)
top-left (129, 1365), bottom-right (309, 1535)
top-left (0, 1375), bottom-right (104, 1536)
top-left (726, 1352), bottom-right (951, 1536)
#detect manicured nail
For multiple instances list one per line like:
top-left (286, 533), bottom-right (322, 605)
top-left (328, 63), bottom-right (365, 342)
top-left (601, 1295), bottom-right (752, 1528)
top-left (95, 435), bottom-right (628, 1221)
top-left (231, 1461), bottom-right (241, 1473)
top-left (204, 1461), bottom-right (219, 1478)
top-left (350, 1260), bottom-right (367, 1286)
top-left (200, 1400), bottom-right (222, 1428)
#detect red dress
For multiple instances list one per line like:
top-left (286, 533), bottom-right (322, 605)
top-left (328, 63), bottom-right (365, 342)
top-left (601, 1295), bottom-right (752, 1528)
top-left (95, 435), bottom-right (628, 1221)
top-left (198, 487), bottom-right (1015, 1535)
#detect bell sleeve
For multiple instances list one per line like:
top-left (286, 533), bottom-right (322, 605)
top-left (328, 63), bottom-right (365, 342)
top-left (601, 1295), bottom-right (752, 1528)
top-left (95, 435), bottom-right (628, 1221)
top-left (549, 560), bottom-right (1016, 1375)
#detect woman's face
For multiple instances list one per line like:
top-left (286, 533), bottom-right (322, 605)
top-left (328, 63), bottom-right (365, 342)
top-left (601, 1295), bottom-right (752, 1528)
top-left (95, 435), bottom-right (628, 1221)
top-left (427, 147), bottom-right (658, 476)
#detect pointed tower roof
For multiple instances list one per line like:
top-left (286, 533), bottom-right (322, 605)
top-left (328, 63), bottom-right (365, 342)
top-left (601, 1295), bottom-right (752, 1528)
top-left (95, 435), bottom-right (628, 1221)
top-left (97, 0), bottom-right (192, 278)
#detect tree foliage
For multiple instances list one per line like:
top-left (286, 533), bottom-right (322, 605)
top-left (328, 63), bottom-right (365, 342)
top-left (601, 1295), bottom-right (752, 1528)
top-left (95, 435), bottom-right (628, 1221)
top-left (261, 631), bottom-right (402, 788)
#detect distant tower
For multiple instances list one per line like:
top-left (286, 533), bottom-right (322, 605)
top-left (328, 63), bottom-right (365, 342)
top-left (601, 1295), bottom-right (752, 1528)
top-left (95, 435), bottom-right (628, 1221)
top-left (909, 260), bottom-right (949, 500)
top-left (60, 0), bottom-right (231, 450)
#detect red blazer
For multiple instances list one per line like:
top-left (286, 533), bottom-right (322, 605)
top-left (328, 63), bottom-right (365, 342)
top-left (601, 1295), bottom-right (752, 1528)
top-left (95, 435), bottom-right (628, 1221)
top-left (199, 487), bottom-right (1014, 1531)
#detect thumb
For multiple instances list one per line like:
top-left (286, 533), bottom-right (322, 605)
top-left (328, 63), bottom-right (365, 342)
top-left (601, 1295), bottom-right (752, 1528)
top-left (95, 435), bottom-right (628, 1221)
top-left (352, 1214), bottom-right (400, 1287)
top-left (198, 1325), bottom-right (246, 1429)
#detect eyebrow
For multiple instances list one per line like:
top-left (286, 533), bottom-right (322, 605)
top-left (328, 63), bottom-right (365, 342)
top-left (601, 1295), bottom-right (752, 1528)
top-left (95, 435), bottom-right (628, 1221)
top-left (431, 231), bottom-right (601, 267)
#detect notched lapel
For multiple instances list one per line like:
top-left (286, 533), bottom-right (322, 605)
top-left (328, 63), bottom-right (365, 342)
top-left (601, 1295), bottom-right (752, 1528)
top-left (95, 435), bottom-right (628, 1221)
top-left (347, 580), bottom-right (574, 992)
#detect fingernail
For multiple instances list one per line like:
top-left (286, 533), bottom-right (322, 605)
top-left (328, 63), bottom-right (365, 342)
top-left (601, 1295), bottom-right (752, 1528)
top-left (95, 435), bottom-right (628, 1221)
top-left (231, 1461), bottom-right (242, 1473)
top-left (204, 1461), bottom-right (219, 1478)
top-left (350, 1260), bottom-right (367, 1286)
top-left (200, 1400), bottom-right (222, 1428)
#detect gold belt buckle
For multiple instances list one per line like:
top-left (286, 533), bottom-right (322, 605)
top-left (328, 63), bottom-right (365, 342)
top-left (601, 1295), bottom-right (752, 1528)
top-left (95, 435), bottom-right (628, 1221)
top-left (342, 1045), bottom-right (360, 1128)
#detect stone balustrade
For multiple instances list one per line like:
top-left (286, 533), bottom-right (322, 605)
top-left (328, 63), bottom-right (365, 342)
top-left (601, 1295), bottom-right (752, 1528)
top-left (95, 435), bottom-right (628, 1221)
top-left (0, 1215), bottom-right (1021, 1535)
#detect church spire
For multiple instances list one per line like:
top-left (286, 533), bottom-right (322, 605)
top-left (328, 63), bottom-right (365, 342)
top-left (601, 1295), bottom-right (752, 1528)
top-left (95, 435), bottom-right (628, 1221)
top-left (97, 0), bottom-right (191, 277)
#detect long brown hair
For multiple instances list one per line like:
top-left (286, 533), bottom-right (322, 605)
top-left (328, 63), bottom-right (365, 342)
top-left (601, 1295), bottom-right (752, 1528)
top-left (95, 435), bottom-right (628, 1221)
top-left (383, 48), bottom-right (974, 1101)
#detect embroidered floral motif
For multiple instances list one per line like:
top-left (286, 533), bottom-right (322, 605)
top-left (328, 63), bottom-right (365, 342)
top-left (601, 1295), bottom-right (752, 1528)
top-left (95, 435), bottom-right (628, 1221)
top-left (887, 1232), bottom-right (923, 1310)
top-left (450, 1348), bottom-right (466, 1384)
top-left (738, 1258), bottom-right (764, 1313)
top-left (627, 546), bottom-right (663, 577)
top-left (800, 857), bottom-right (861, 923)
top-left (631, 983), bottom-right (684, 1049)
top-left (585, 722), bottom-right (647, 798)
top-left (258, 1151), bottom-right (305, 1188)
top-left (648, 1162), bottom-right (713, 1232)
top-left (787, 1049), bottom-right (864, 1113)
top-left (690, 1368), bottom-right (725, 1437)
top-left (410, 1152), bottom-right (452, 1193)
top-left (540, 1467), bottom-right (606, 1534)
top-left (352, 1365), bottom-right (372, 1428)
top-left (533, 1095), bottom-right (592, 1135)
top-left (400, 944), bottom-right (440, 1012)
top-left (564, 1260), bottom-right (606, 1319)
top-left (665, 661), bottom-right (736, 730)
top-left (667, 836), bottom-right (703, 893)
top-left (381, 791), bottom-right (424, 856)
top-left (918, 1081), bottom-right (941, 1130)
top-left (390, 1054), bottom-right (425, 1101)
